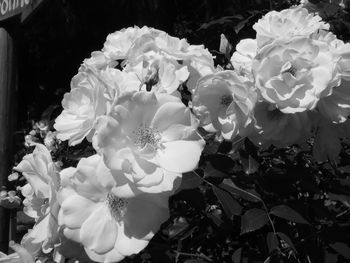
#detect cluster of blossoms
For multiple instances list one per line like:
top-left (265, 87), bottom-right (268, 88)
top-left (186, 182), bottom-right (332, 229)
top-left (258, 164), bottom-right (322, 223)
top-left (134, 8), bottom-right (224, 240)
top-left (6, 5), bottom-right (350, 263)
top-left (11, 26), bottom-right (210, 262)
top-left (230, 5), bottom-right (350, 161)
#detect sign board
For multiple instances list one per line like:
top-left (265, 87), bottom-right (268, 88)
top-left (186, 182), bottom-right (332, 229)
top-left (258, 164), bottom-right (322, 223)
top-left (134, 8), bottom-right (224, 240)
top-left (0, 0), bottom-right (44, 23)
top-left (0, 0), bottom-right (31, 22)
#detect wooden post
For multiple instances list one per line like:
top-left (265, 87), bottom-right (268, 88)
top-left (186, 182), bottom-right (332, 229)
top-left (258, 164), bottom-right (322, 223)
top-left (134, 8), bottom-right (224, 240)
top-left (0, 0), bottom-right (45, 253)
top-left (0, 27), bottom-right (17, 253)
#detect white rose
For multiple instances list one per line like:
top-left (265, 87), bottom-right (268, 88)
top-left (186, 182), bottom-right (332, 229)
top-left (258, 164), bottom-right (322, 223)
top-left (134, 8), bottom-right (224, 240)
top-left (253, 6), bottom-right (329, 48)
top-left (103, 26), bottom-right (162, 60)
top-left (124, 52), bottom-right (189, 95)
top-left (253, 37), bottom-right (339, 114)
top-left (192, 70), bottom-right (257, 140)
top-left (230, 38), bottom-right (257, 78)
top-left (93, 91), bottom-right (205, 197)
top-left (58, 154), bottom-right (172, 263)
top-left (103, 26), bottom-right (214, 94)
top-left (54, 71), bottom-right (108, 146)
top-left (313, 31), bottom-right (350, 123)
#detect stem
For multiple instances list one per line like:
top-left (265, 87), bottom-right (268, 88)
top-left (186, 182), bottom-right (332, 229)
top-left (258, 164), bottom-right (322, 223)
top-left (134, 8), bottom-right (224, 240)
top-left (231, 136), bottom-right (245, 149)
top-left (174, 251), bottom-right (213, 262)
top-left (336, 207), bottom-right (350, 218)
top-left (262, 201), bottom-right (277, 235)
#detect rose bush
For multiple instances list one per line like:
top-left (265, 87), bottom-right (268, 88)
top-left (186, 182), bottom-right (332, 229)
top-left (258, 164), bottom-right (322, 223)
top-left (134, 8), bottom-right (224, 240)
top-left (7, 5), bottom-right (350, 263)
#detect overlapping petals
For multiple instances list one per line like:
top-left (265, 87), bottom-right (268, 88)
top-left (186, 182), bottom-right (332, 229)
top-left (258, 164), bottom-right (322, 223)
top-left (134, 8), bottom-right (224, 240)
top-left (103, 26), bottom-right (162, 61)
top-left (58, 155), bottom-right (171, 263)
top-left (124, 52), bottom-right (189, 95)
top-left (54, 70), bottom-right (109, 146)
top-left (14, 144), bottom-right (61, 255)
top-left (316, 39), bottom-right (350, 123)
top-left (102, 26), bottom-right (214, 94)
top-left (0, 241), bottom-right (35, 263)
top-left (93, 91), bottom-right (204, 196)
top-left (14, 144), bottom-right (53, 199)
top-left (192, 71), bottom-right (257, 140)
top-left (253, 6), bottom-right (329, 48)
top-left (253, 37), bottom-right (339, 114)
top-left (230, 38), bottom-right (257, 78)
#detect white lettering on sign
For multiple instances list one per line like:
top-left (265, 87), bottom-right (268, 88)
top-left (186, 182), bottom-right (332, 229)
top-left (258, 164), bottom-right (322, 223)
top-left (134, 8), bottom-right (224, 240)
top-left (0, 0), bottom-right (30, 19)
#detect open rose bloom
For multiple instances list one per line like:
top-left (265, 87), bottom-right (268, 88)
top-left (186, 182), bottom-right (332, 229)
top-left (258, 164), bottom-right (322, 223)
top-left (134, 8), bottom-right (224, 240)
top-left (14, 144), bottom-right (61, 256)
top-left (253, 6), bottom-right (329, 48)
top-left (59, 155), bottom-right (172, 262)
top-left (253, 37), bottom-right (339, 114)
top-left (230, 7), bottom-right (350, 156)
top-left (93, 91), bottom-right (204, 197)
top-left (10, 6), bottom-right (350, 263)
top-left (191, 70), bottom-right (257, 140)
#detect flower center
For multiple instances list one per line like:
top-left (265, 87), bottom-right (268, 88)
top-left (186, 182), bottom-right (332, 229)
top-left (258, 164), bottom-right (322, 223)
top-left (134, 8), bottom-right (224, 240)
top-left (133, 126), bottom-right (161, 148)
top-left (106, 193), bottom-right (128, 221)
top-left (220, 94), bottom-right (233, 107)
top-left (281, 61), bottom-right (297, 77)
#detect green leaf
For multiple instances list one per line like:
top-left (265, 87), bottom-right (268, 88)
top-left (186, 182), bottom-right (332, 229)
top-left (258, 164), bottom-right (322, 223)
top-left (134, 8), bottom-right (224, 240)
top-left (207, 154), bottom-right (235, 174)
top-left (270, 205), bottom-right (309, 224)
top-left (198, 15), bottom-right (243, 30)
top-left (221, 179), bottom-right (261, 202)
top-left (241, 208), bottom-right (269, 234)
top-left (177, 172), bottom-right (203, 192)
top-left (213, 186), bottom-right (242, 218)
top-left (204, 163), bottom-right (227, 179)
top-left (330, 242), bottom-right (350, 260)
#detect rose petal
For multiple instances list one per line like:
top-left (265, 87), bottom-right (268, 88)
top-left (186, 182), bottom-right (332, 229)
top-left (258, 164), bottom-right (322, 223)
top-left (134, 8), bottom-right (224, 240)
top-left (114, 223), bottom-right (149, 256)
top-left (80, 204), bottom-right (118, 254)
top-left (156, 140), bottom-right (204, 173)
top-left (151, 102), bottom-right (191, 132)
top-left (61, 194), bottom-right (97, 229)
